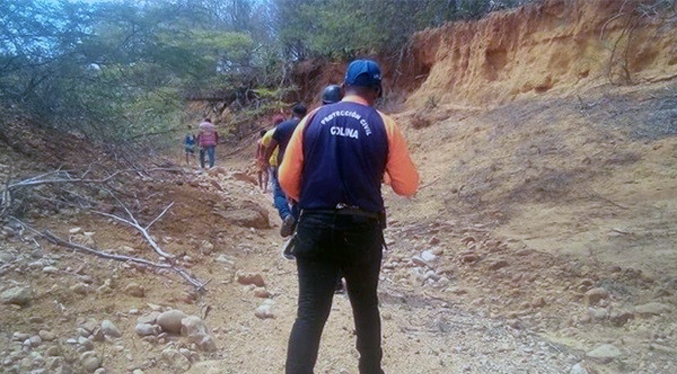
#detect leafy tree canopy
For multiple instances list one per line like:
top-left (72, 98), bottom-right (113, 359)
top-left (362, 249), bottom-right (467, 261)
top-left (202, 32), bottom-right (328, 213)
top-left (0, 0), bottom-right (535, 149)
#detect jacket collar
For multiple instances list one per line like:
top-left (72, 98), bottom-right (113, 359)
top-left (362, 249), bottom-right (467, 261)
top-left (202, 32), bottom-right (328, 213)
top-left (342, 95), bottom-right (370, 106)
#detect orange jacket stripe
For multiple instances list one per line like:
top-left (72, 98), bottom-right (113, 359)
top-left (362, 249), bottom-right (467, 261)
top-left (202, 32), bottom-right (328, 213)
top-left (379, 112), bottom-right (419, 196)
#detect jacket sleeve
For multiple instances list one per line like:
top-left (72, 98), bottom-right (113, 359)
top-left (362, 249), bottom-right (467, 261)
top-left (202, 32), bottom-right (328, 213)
top-left (380, 112), bottom-right (419, 196)
top-left (279, 111), bottom-right (317, 201)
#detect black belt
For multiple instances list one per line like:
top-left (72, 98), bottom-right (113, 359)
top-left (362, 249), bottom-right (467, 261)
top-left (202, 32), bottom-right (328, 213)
top-left (301, 207), bottom-right (388, 250)
top-left (301, 208), bottom-right (379, 219)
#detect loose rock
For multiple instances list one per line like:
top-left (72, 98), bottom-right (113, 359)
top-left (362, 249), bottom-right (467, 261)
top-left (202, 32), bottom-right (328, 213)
top-left (43, 266), bottom-right (59, 274)
top-left (123, 283), bottom-right (145, 297)
top-left (78, 337), bottom-right (95, 351)
top-left (14, 332), bottom-right (30, 342)
top-left (588, 308), bottom-right (608, 320)
top-left (530, 297), bottom-right (546, 309)
top-left (157, 309), bottom-right (189, 334)
top-left (55, 364), bottom-right (73, 374)
top-left (584, 288), bottom-right (608, 306)
top-left (46, 356), bottom-right (63, 369)
top-left (79, 351), bottom-right (102, 372)
top-left (609, 310), bottom-right (633, 326)
top-left (137, 312), bottom-right (160, 325)
top-left (634, 302), bottom-right (671, 317)
top-left (487, 260), bottom-right (509, 271)
top-left (585, 344), bottom-right (621, 364)
top-left (200, 240), bottom-right (214, 255)
top-left (0, 286), bottom-right (32, 306)
top-left (29, 335), bottom-right (42, 347)
top-left (70, 283), bottom-right (89, 295)
top-left (420, 250), bottom-right (438, 263)
top-left (45, 346), bottom-right (60, 357)
top-left (101, 320), bottom-right (122, 338)
top-left (215, 255), bottom-right (234, 265)
top-left (460, 253), bottom-right (479, 264)
top-left (255, 299), bottom-right (275, 319)
top-left (181, 315), bottom-right (217, 352)
top-left (411, 256), bottom-right (431, 268)
top-left (570, 362), bottom-right (590, 374)
top-left (82, 318), bottom-right (99, 333)
top-left (253, 287), bottom-right (271, 298)
top-left (119, 246), bottom-right (137, 254)
top-left (162, 348), bottom-right (191, 372)
top-left (236, 272), bottom-right (265, 287)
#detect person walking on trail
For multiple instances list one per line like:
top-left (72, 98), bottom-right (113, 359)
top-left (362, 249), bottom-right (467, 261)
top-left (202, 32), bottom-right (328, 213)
top-left (263, 104), bottom-right (308, 237)
top-left (279, 59), bottom-right (419, 374)
top-left (197, 118), bottom-right (219, 169)
top-left (184, 125), bottom-right (197, 166)
top-left (281, 83), bottom-right (343, 263)
top-left (258, 115), bottom-right (285, 193)
top-left (321, 83), bottom-right (342, 105)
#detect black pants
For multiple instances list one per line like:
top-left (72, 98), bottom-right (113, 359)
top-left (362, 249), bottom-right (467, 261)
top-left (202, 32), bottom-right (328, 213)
top-left (286, 212), bottom-right (385, 374)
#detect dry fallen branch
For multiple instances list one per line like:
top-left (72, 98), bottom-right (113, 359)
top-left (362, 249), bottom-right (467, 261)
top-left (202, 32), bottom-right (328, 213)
top-left (42, 230), bottom-right (207, 291)
top-left (588, 190), bottom-right (629, 210)
top-left (7, 171), bottom-right (122, 190)
top-left (13, 219), bottom-right (207, 291)
top-left (419, 176), bottom-right (441, 190)
top-left (1, 167), bottom-right (123, 218)
top-left (94, 199), bottom-right (176, 260)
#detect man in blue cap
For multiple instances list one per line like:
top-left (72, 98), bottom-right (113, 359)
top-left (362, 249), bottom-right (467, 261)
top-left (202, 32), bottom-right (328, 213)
top-left (279, 59), bottom-right (419, 374)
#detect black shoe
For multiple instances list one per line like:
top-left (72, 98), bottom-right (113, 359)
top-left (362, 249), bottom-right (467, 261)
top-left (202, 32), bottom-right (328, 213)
top-left (281, 234), bottom-right (296, 260)
top-left (280, 215), bottom-right (296, 237)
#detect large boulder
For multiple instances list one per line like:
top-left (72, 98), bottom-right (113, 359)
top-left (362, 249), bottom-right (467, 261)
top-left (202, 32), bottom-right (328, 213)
top-left (214, 202), bottom-right (270, 229)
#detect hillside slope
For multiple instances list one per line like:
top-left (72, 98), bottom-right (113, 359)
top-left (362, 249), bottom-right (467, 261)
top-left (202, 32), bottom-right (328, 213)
top-left (379, 1), bottom-right (677, 372)
top-left (405, 0), bottom-right (677, 107)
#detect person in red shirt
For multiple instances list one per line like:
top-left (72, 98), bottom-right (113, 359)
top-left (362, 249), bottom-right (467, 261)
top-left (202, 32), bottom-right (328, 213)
top-left (196, 118), bottom-right (219, 169)
top-left (279, 59), bottom-right (419, 374)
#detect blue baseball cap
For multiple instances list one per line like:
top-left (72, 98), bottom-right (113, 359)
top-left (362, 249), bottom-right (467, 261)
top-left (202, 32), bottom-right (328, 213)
top-left (344, 59), bottom-right (382, 87)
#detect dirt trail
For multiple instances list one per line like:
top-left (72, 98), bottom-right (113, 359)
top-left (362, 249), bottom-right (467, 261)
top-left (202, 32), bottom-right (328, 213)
top-left (2, 119), bottom-right (673, 374)
top-left (0, 156), bottom-right (579, 374)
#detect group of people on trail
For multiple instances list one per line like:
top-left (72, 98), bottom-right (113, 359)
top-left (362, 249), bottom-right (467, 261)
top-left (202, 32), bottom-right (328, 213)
top-left (184, 118), bottom-right (219, 169)
top-left (257, 59), bottom-right (419, 374)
